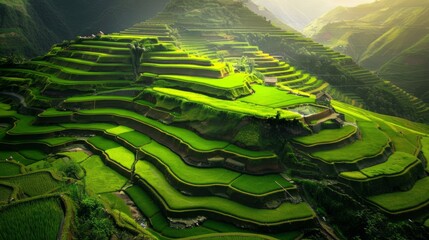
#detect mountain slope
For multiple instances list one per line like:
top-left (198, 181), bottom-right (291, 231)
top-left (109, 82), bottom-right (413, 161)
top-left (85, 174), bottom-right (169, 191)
top-left (304, 0), bottom-right (429, 102)
top-left (0, 0), bottom-right (169, 58)
top-left (249, 0), bottom-right (374, 31)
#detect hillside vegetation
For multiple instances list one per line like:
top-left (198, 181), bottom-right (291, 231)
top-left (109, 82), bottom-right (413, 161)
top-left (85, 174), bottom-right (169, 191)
top-left (0, 0), bottom-right (428, 239)
top-left (304, 0), bottom-right (429, 102)
top-left (0, 0), bottom-right (168, 58)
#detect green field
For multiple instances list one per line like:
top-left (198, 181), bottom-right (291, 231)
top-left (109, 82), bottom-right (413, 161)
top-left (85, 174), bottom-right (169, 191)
top-left (0, 197), bottom-right (64, 240)
top-left (152, 87), bottom-right (302, 119)
top-left (294, 125), bottom-right (357, 146)
top-left (2, 171), bottom-right (64, 197)
top-left (134, 161), bottom-right (315, 225)
top-left (340, 152), bottom-right (419, 179)
top-left (81, 155), bottom-right (128, 193)
top-left (368, 177), bottom-right (429, 213)
top-left (422, 137), bottom-right (429, 172)
top-left (0, 184), bottom-right (13, 202)
top-left (0, 161), bottom-right (22, 176)
top-left (239, 85), bottom-right (315, 108)
top-left (141, 141), bottom-right (287, 195)
top-left (311, 122), bottom-right (390, 163)
top-left (1, 1), bottom-right (429, 238)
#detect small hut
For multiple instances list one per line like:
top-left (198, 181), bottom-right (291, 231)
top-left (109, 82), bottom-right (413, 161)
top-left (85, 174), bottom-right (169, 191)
top-left (316, 92), bottom-right (333, 106)
top-left (264, 77), bottom-right (278, 86)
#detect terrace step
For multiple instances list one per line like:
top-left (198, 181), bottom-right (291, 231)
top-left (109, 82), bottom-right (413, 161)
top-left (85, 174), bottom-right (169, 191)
top-left (339, 152), bottom-right (426, 196)
top-left (367, 177), bottom-right (429, 217)
top-left (133, 160), bottom-right (315, 231)
top-left (305, 122), bottom-right (393, 173)
top-left (25, 61), bottom-right (134, 81)
top-left (49, 57), bottom-right (133, 72)
top-left (35, 101), bottom-right (281, 174)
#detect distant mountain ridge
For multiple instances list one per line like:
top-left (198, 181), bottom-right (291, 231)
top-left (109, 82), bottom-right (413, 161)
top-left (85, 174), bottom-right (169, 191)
top-left (0, 0), bottom-right (169, 58)
top-left (249, 0), bottom-right (374, 31)
top-left (304, 0), bottom-right (429, 102)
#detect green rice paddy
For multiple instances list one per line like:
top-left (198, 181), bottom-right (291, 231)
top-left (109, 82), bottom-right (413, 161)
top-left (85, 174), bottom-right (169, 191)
top-left (1, 3), bottom-right (429, 238)
top-left (0, 162), bottom-right (22, 176)
top-left (239, 85), bottom-right (315, 108)
top-left (134, 161), bottom-right (315, 225)
top-left (0, 197), bottom-right (64, 240)
top-left (422, 137), bottom-right (429, 172)
top-left (368, 177), bottom-right (429, 213)
top-left (81, 155), bottom-right (128, 193)
top-left (0, 184), bottom-right (13, 202)
top-left (311, 122), bottom-right (390, 163)
top-left (2, 171), bottom-right (63, 197)
top-left (153, 87), bottom-right (301, 119)
top-left (340, 152), bottom-right (419, 180)
top-left (294, 125), bottom-right (357, 146)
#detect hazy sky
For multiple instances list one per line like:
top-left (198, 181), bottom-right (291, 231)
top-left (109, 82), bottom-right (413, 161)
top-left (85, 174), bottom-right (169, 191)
top-left (252, 0), bottom-right (376, 30)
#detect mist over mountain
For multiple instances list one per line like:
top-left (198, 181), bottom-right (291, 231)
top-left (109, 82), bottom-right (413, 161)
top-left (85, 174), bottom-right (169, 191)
top-left (0, 0), bottom-right (169, 57)
top-left (250, 0), bottom-right (374, 31)
top-left (304, 0), bottom-right (429, 102)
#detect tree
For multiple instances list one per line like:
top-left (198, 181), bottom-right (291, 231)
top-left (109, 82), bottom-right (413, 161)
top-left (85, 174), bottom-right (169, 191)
top-left (129, 40), bottom-right (154, 80)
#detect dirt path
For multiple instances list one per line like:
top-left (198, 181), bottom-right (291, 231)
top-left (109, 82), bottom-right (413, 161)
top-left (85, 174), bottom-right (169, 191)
top-left (114, 191), bottom-right (146, 225)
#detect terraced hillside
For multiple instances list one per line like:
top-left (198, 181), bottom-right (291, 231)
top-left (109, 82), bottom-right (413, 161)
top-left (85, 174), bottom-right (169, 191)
top-left (304, 0), bottom-right (429, 104)
top-left (0, 0), bottom-right (429, 239)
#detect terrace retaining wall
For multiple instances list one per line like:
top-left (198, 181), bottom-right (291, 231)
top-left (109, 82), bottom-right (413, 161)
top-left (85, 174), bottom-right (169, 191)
top-left (340, 161), bottom-right (426, 196)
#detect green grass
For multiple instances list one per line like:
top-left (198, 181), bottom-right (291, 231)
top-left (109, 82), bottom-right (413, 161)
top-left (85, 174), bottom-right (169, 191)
top-left (2, 171), bottom-right (63, 197)
top-left (105, 147), bottom-right (135, 170)
top-left (18, 149), bottom-right (47, 161)
top-left (125, 186), bottom-right (269, 239)
top-left (39, 108), bottom-right (73, 117)
top-left (65, 95), bottom-right (134, 103)
top-left (100, 192), bottom-right (132, 217)
top-left (0, 197), bottom-right (64, 240)
top-left (311, 122), bottom-right (390, 163)
top-left (0, 162), bottom-right (22, 176)
top-left (368, 177), bottom-right (429, 213)
top-left (153, 87), bottom-right (301, 120)
top-left (8, 114), bottom-right (65, 135)
top-left (125, 186), bottom-right (160, 218)
top-left (421, 137), bottom-right (429, 172)
top-left (340, 152), bottom-right (419, 179)
top-left (88, 136), bottom-right (122, 151)
top-left (80, 109), bottom-right (229, 151)
top-left (106, 126), bottom-right (134, 135)
top-left (332, 101), bottom-right (371, 121)
top-left (81, 155), bottom-right (128, 193)
top-left (25, 161), bottom-right (52, 172)
top-left (157, 73), bottom-right (248, 89)
top-left (57, 151), bottom-right (90, 163)
top-left (224, 144), bottom-right (276, 159)
top-left (60, 122), bottom-right (117, 131)
top-left (375, 119), bottom-right (420, 155)
top-left (231, 174), bottom-right (294, 195)
top-left (142, 141), bottom-right (287, 195)
top-left (425, 218), bottom-right (429, 228)
top-left (294, 125), bottom-right (357, 146)
top-left (0, 103), bottom-right (11, 110)
top-left (0, 184), bottom-right (13, 202)
top-left (0, 151), bottom-right (34, 165)
top-left (360, 152), bottom-right (418, 177)
top-left (134, 161), bottom-right (315, 225)
top-left (1, 136), bottom-right (76, 147)
top-left (202, 220), bottom-right (249, 233)
top-left (118, 131), bottom-right (152, 147)
top-left (141, 141), bottom-right (240, 185)
top-left (142, 61), bottom-right (225, 72)
top-left (239, 85), bottom-right (315, 107)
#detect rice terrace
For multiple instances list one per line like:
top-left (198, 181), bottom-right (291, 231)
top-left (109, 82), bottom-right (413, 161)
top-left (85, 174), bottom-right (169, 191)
top-left (0, 0), bottom-right (428, 239)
